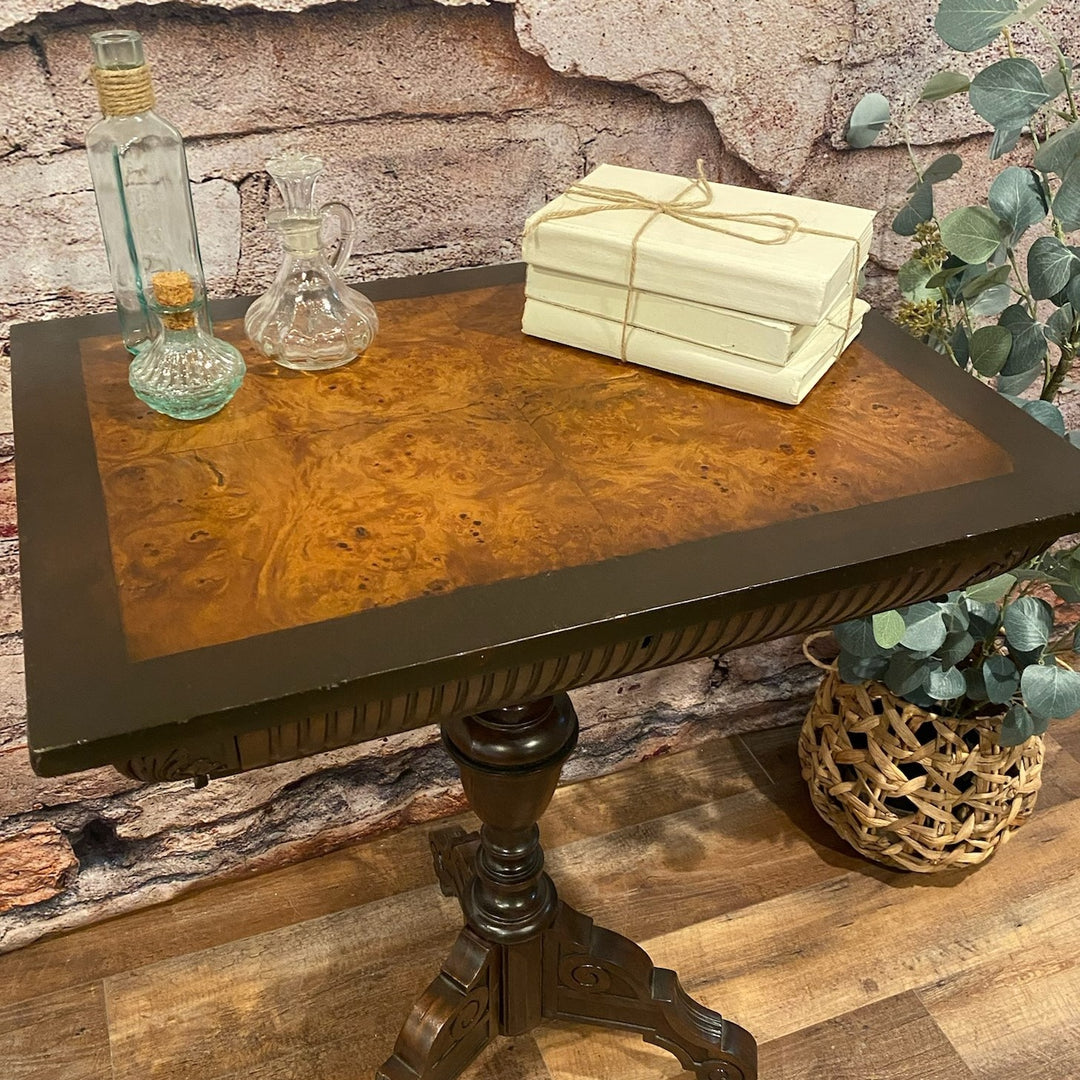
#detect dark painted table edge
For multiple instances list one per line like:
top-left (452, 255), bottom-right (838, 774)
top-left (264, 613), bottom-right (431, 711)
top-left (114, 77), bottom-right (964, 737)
top-left (12, 262), bottom-right (1080, 775)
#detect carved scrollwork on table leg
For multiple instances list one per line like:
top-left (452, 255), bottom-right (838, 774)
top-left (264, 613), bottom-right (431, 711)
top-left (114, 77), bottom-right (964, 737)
top-left (543, 903), bottom-right (756, 1080)
top-left (377, 929), bottom-right (497, 1080)
top-left (429, 825), bottom-right (479, 900)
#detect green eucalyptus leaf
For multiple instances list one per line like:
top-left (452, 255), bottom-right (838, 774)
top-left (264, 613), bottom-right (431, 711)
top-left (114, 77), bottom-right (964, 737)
top-left (1042, 58), bottom-right (1075, 100)
top-left (998, 303), bottom-right (1048, 373)
top-left (1051, 575), bottom-right (1080, 604)
top-left (898, 259), bottom-right (937, 302)
top-left (893, 182), bottom-right (935, 236)
top-left (991, 123), bottom-right (1025, 159)
top-left (984, 653), bottom-right (1021, 703)
top-left (997, 365), bottom-right (1042, 395)
top-left (969, 58), bottom-right (1050, 128)
top-left (873, 609), bottom-right (907, 649)
top-left (935, 0), bottom-right (1021, 53)
top-left (939, 630), bottom-right (977, 667)
top-left (1073, 623), bottom-right (1080, 652)
top-left (1002, 563), bottom-right (1068, 587)
top-left (1033, 124), bottom-right (1080, 176)
top-left (920, 153), bottom-right (965, 186)
top-left (949, 324), bottom-right (971, 368)
top-left (927, 265), bottom-right (966, 289)
top-left (1002, 595), bottom-right (1054, 652)
top-left (959, 259), bottom-right (991, 283)
top-left (960, 263), bottom-right (1012, 299)
top-left (940, 205), bottom-right (1008, 263)
top-left (901, 602), bottom-right (949, 652)
top-left (1045, 302), bottom-right (1075, 347)
top-left (908, 688), bottom-right (940, 709)
top-left (1000, 703), bottom-right (1035, 745)
top-left (988, 165), bottom-right (1047, 238)
top-left (1067, 431), bottom-right (1080, 447)
top-left (1010, 644), bottom-right (1046, 670)
top-left (846, 92), bottom-right (891, 149)
top-left (1028, 235), bottom-right (1077, 299)
top-left (921, 71), bottom-right (972, 101)
top-left (1053, 160), bottom-right (1080, 231)
top-left (1022, 399), bottom-right (1067, 435)
top-left (838, 651), bottom-right (890, 685)
top-left (925, 664), bottom-right (967, 700)
top-left (834, 617), bottom-right (887, 658)
top-left (1001, 0), bottom-right (1053, 24)
top-left (886, 652), bottom-right (933, 698)
top-left (1067, 273), bottom-right (1080, 310)
top-left (964, 597), bottom-right (1001, 639)
top-left (967, 283), bottom-right (1012, 317)
top-left (966, 665), bottom-right (991, 702)
top-left (1021, 662), bottom-right (1080, 719)
top-left (941, 601), bottom-right (970, 634)
top-left (965, 573), bottom-right (1017, 603)
top-left (969, 324), bottom-right (1013, 375)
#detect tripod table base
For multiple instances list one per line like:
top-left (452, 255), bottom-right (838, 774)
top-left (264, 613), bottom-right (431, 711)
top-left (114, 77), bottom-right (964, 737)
top-left (377, 695), bottom-right (756, 1080)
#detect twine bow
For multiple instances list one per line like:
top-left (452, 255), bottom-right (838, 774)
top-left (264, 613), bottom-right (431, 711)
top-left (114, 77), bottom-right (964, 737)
top-left (525, 160), bottom-right (865, 375)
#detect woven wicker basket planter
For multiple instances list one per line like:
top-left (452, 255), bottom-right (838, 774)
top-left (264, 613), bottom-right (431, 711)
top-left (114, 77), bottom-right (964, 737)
top-left (798, 635), bottom-right (1044, 873)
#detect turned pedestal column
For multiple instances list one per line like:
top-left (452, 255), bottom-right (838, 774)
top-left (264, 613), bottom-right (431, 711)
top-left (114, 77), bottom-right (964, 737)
top-left (377, 693), bottom-right (757, 1080)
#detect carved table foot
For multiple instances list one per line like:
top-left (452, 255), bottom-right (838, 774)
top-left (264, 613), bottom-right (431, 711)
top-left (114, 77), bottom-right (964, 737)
top-left (544, 902), bottom-right (755, 1080)
top-left (379, 694), bottom-right (757, 1080)
top-left (377, 929), bottom-right (497, 1080)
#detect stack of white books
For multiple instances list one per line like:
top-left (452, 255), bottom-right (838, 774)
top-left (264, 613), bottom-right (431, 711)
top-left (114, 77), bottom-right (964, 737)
top-left (521, 164), bottom-right (877, 405)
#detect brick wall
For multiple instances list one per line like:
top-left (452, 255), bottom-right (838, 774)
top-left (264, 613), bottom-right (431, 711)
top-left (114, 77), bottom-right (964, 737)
top-left (0, 0), bottom-right (1075, 949)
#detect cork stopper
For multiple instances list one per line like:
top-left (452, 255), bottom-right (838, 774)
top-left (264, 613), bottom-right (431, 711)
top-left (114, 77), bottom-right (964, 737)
top-left (152, 270), bottom-right (196, 330)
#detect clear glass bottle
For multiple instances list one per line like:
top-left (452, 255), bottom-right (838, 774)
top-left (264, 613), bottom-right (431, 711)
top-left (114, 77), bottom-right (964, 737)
top-left (244, 150), bottom-right (379, 371)
top-left (128, 271), bottom-right (245, 420)
top-left (85, 29), bottom-right (212, 352)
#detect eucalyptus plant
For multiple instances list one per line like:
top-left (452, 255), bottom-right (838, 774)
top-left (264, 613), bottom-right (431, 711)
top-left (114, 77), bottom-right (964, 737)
top-left (834, 563), bottom-right (1080, 745)
top-left (837, 0), bottom-right (1080, 744)
top-left (846, 0), bottom-right (1080, 439)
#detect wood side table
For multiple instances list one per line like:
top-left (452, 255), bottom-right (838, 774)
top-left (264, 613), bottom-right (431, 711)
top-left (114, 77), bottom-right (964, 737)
top-left (13, 263), bottom-right (1080, 1080)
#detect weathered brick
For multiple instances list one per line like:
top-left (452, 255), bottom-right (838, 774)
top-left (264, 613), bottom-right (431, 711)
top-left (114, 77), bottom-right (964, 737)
top-left (43, 2), bottom-right (583, 148)
top-left (0, 43), bottom-right (64, 158)
top-left (0, 153), bottom-right (239, 303)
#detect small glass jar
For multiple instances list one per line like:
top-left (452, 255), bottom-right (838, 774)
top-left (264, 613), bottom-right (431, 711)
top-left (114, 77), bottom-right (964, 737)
top-left (128, 271), bottom-right (245, 420)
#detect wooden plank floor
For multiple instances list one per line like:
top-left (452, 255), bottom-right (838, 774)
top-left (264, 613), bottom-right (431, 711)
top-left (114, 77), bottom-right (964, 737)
top-left (3, 715), bottom-right (1080, 1080)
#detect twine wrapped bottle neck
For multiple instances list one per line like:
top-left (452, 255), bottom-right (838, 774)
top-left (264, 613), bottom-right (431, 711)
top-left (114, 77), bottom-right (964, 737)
top-left (92, 64), bottom-right (156, 117)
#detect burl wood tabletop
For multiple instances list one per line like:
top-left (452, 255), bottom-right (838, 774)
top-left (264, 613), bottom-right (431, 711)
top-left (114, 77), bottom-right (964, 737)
top-left (79, 282), bottom-right (1012, 662)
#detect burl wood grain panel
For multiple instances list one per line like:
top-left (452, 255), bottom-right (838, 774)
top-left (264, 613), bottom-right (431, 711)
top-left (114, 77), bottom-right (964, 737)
top-left (79, 282), bottom-right (1013, 661)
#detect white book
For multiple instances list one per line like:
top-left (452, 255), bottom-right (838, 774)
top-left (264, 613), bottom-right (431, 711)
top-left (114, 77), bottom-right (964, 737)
top-left (522, 163), bottom-right (876, 326)
top-left (526, 265), bottom-right (857, 366)
top-left (522, 297), bottom-right (870, 405)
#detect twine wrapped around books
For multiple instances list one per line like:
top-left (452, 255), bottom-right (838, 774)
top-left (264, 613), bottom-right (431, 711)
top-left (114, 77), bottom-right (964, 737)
top-left (91, 64), bottom-right (156, 117)
top-left (524, 160), bottom-right (865, 373)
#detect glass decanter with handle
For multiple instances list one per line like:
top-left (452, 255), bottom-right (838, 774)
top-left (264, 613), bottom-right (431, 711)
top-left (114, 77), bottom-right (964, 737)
top-left (244, 150), bottom-right (379, 371)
